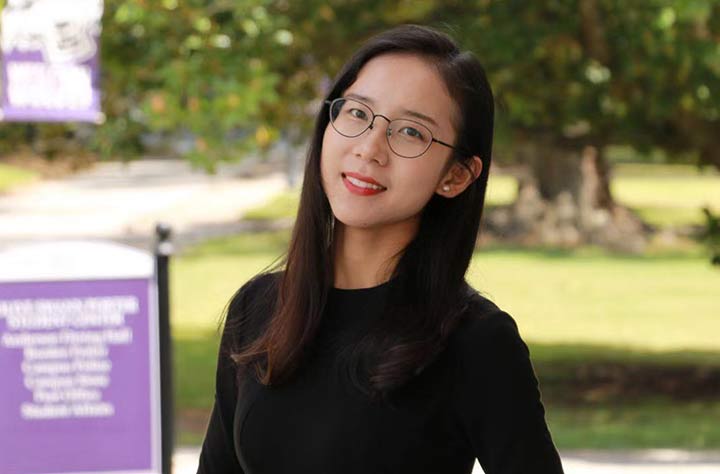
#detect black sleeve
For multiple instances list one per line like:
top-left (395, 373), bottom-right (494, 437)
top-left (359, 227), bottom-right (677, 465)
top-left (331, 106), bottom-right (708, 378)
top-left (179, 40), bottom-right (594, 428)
top-left (197, 273), bottom-right (275, 473)
top-left (452, 310), bottom-right (564, 474)
top-left (197, 393), bottom-right (243, 473)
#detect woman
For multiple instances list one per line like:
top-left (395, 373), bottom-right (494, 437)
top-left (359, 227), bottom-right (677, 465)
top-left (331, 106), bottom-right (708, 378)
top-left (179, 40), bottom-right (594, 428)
top-left (198, 25), bottom-right (564, 474)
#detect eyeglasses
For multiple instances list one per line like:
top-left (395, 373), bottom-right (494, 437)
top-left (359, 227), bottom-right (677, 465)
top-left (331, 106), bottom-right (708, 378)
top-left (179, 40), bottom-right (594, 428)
top-left (324, 97), bottom-right (469, 159)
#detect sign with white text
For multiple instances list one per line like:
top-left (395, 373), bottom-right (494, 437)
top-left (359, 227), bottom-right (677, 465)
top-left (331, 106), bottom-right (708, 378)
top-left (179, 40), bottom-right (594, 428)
top-left (0, 241), bottom-right (162, 474)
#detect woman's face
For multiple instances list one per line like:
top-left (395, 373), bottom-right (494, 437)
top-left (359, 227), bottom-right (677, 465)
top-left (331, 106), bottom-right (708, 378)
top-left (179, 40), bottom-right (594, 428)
top-left (320, 52), bottom-right (462, 231)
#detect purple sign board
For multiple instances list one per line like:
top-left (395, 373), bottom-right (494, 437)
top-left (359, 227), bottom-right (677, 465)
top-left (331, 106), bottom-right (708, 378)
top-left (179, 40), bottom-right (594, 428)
top-left (0, 241), bottom-right (162, 474)
top-left (0, 0), bottom-right (104, 122)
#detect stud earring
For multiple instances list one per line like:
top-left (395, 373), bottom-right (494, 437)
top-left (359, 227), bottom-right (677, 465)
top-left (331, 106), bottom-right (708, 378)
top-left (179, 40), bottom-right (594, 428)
top-left (442, 185), bottom-right (450, 192)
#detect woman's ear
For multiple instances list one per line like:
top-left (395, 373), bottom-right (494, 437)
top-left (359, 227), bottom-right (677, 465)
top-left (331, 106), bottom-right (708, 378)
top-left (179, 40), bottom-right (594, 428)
top-left (436, 155), bottom-right (483, 198)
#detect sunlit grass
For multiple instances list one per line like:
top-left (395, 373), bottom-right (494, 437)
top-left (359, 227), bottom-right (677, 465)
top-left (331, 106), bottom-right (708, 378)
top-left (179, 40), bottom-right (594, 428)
top-left (0, 162), bottom-right (38, 192)
top-left (611, 164), bottom-right (720, 228)
top-left (467, 247), bottom-right (720, 352)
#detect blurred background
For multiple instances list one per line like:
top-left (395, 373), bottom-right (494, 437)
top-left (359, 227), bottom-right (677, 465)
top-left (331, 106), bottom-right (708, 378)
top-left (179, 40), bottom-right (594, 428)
top-left (1, 0), bottom-right (719, 467)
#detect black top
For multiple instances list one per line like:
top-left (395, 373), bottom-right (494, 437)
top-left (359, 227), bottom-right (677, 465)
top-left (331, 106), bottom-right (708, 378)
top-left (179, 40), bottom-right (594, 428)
top-left (197, 272), bottom-right (564, 474)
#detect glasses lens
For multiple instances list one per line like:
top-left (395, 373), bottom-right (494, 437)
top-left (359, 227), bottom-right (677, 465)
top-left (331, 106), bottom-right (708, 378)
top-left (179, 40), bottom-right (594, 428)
top-left (388, 119), bottom-right (432, 158)
top-left (330, 98), bottom-right (372, 137)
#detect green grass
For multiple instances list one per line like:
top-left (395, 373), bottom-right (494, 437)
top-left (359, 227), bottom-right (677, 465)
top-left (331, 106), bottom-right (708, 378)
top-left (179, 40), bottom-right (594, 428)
top-left (548, 398), bottom-right (720, 450)
top-left (242, 190), bottom-right (302, 220)
top-left (467, 246), bottom-right (720, 352)
top-left (0, 162), bottom-right (38, 192)
top-left (611, 164), bottom-right (720, 228)
top-left (170, 233), bottom-right (288, 335)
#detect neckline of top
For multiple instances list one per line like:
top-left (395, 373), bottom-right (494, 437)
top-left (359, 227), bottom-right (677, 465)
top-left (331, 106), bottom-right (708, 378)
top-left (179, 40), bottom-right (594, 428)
top-left (330, 276), bottom-right (396, 293)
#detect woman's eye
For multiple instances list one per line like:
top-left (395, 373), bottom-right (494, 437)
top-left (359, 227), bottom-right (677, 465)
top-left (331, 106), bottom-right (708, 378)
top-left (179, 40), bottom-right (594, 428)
top-left (348, 108), bottom-right (368, 120)
top-left (400, 127), bottom-right (424, 140)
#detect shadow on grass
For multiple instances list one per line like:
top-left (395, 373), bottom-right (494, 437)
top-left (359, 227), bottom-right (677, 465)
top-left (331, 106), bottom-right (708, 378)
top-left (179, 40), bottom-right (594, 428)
top-left (173, 333), bottom-right (720, 449)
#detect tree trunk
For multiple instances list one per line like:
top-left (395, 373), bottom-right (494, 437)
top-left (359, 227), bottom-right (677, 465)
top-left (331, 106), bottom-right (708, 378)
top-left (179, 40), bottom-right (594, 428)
top-left (483, 140), bottom-right (651, 253)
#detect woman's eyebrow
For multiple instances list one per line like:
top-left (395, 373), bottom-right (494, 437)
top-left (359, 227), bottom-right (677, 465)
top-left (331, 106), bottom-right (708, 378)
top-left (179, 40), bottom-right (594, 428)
top-left (344, 93), bottom-right (439, 128)
top-left (345, 92), bottom-right (375, 104)
top-left (399, 108), bottom-right (439, 128)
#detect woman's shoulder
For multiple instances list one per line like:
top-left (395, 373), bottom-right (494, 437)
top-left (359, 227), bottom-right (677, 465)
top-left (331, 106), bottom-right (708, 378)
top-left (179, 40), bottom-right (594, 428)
top-left (449, 284), bottom-right (528, 362)
top-left (231, 270), bottom-right (281, 305)
top-left (222, 270), bottom-right (282, 343)
top-left (230, 271), bottom-right (281, 310)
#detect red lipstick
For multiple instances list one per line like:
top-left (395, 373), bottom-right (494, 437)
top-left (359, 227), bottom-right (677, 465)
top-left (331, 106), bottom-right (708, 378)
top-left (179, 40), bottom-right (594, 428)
top-left (342, 172), bottom-right (387, 196)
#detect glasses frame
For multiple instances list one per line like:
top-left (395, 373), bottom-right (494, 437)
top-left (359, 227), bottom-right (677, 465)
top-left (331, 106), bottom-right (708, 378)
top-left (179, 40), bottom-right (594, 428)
top-left (324, 97), bottom-right (470, 159)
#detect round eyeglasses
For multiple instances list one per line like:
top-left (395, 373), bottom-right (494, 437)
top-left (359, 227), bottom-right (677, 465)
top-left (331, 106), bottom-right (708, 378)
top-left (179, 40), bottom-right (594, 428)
top-left (324, 97), bottom-right (468, 159)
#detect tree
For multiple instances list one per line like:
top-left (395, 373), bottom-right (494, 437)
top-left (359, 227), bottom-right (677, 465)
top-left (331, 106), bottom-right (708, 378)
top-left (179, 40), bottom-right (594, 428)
top-left (3, 1), bottom-right (718, 253)
top-left (248, 0), bottom-right (720, 251)
top-left (97, 0), bottom-right (294, 171)
top-left (431, 0), bottom-right (720, 251)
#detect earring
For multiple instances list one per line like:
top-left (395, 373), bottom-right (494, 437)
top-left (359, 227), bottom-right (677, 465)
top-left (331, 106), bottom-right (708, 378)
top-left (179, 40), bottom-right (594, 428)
top-left (442, 185), bottom-right (450, 192)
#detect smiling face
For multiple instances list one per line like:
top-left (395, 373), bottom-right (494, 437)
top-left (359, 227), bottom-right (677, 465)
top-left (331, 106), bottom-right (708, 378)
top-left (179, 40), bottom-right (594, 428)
top-left (320, 53), bottom-right (461, 232)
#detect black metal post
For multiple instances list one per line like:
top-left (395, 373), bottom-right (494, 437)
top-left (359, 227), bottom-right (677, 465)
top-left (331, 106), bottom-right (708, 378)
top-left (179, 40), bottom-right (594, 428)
top-left (155, 223), bottom-right (174, 474)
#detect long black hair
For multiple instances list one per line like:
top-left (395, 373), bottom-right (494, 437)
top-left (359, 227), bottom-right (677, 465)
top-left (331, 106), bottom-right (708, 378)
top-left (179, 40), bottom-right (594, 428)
top-left (228, 24), bottom-right (495, 401)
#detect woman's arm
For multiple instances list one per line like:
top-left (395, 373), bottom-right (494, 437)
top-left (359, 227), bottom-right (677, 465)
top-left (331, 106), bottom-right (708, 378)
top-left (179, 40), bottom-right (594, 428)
top-left (197, 391), bottom-right (244, 473)
top-left (452, 308), bottom-right (564, 474)
top-left (196, 307), bottom-right (245, 474)
top-left (197, 275), bottom-right (269, 473)
top-left (197, 272), bottom-right (277, 473)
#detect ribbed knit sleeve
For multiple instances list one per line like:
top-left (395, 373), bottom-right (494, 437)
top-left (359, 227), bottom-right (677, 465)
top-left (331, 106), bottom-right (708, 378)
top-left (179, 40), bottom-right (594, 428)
top-left (451, 307), bottom-right (564, 474)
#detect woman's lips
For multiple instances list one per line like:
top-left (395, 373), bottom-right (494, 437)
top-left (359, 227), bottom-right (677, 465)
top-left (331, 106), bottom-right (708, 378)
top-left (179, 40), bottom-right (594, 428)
top-left (341, 173), bottom-right (387, 196)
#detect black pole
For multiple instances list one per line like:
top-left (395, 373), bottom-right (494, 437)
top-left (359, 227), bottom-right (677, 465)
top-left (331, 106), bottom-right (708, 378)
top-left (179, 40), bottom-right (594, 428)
top-left (155, 223), bottom-right (174, 474)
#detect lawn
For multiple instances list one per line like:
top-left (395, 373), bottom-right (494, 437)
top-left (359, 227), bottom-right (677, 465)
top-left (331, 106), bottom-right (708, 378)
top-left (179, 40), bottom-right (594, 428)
top-left (611, 163), bottom-right (720, 228)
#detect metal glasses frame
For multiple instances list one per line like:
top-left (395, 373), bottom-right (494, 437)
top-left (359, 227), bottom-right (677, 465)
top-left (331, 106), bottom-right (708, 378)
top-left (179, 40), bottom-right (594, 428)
top-left (324, 97), bottom-right (470, 159)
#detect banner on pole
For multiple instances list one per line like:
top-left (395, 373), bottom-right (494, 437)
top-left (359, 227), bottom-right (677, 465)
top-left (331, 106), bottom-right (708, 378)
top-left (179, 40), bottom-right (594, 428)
top-left (0, 0), bottom-right (104, 123)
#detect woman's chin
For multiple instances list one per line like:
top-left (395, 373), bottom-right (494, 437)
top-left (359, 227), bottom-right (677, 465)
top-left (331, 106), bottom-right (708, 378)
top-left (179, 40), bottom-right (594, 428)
top-left (333, 214), bottom-right (383, 229)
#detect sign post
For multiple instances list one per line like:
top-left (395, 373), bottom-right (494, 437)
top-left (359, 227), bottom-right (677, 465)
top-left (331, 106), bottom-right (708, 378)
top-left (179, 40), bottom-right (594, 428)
top-left (155, 223), bottom-right (174, 474)
top-left (0, 234), bottom-right (172, 474)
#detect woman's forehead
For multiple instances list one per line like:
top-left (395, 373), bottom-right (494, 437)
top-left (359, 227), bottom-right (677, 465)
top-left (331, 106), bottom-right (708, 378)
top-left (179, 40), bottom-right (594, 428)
top-left (345, 53), bottom-right (458, 133)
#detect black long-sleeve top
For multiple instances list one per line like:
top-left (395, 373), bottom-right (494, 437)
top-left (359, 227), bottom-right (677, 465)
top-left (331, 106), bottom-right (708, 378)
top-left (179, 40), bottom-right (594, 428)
top-left (197, 272), bottom-right (564, 473)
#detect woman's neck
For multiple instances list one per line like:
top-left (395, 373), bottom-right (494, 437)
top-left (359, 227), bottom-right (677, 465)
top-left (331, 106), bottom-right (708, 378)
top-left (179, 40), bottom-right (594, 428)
top-left (332, 219), bottom-right (418, 289)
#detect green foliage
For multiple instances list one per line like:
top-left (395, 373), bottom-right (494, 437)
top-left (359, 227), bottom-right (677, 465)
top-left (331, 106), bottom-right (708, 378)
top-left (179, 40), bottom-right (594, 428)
top-left (425, 1), bottom-right (720, 163)
top-left (250, 1), bottom-right (720, 168)
top-left (98, 0), bottom-right (291, 170)
top-left (2, 1), bottom-right (719, 172)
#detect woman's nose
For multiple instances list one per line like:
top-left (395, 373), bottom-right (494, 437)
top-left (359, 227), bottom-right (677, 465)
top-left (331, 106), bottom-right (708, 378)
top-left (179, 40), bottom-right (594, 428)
top-left (353, 117), bottom-right (390, 165)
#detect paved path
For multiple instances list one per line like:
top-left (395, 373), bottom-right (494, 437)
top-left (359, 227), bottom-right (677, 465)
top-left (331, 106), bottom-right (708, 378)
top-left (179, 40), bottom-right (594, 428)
top-left (0, 157), bottom-right (289, 251)
top-left (173, 446), bottom-right (720, 474)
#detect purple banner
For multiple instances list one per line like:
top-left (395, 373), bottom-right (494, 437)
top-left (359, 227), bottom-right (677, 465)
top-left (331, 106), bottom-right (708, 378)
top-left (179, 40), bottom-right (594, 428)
top-left (0, 278), bottom-right (161, 474)
top-left (0, 0), bottom-right (103, 122)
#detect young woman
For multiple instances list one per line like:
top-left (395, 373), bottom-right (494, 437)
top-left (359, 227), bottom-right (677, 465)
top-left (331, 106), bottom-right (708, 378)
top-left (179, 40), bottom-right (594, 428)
top-left (198, 25), bottom-right (564, 474)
